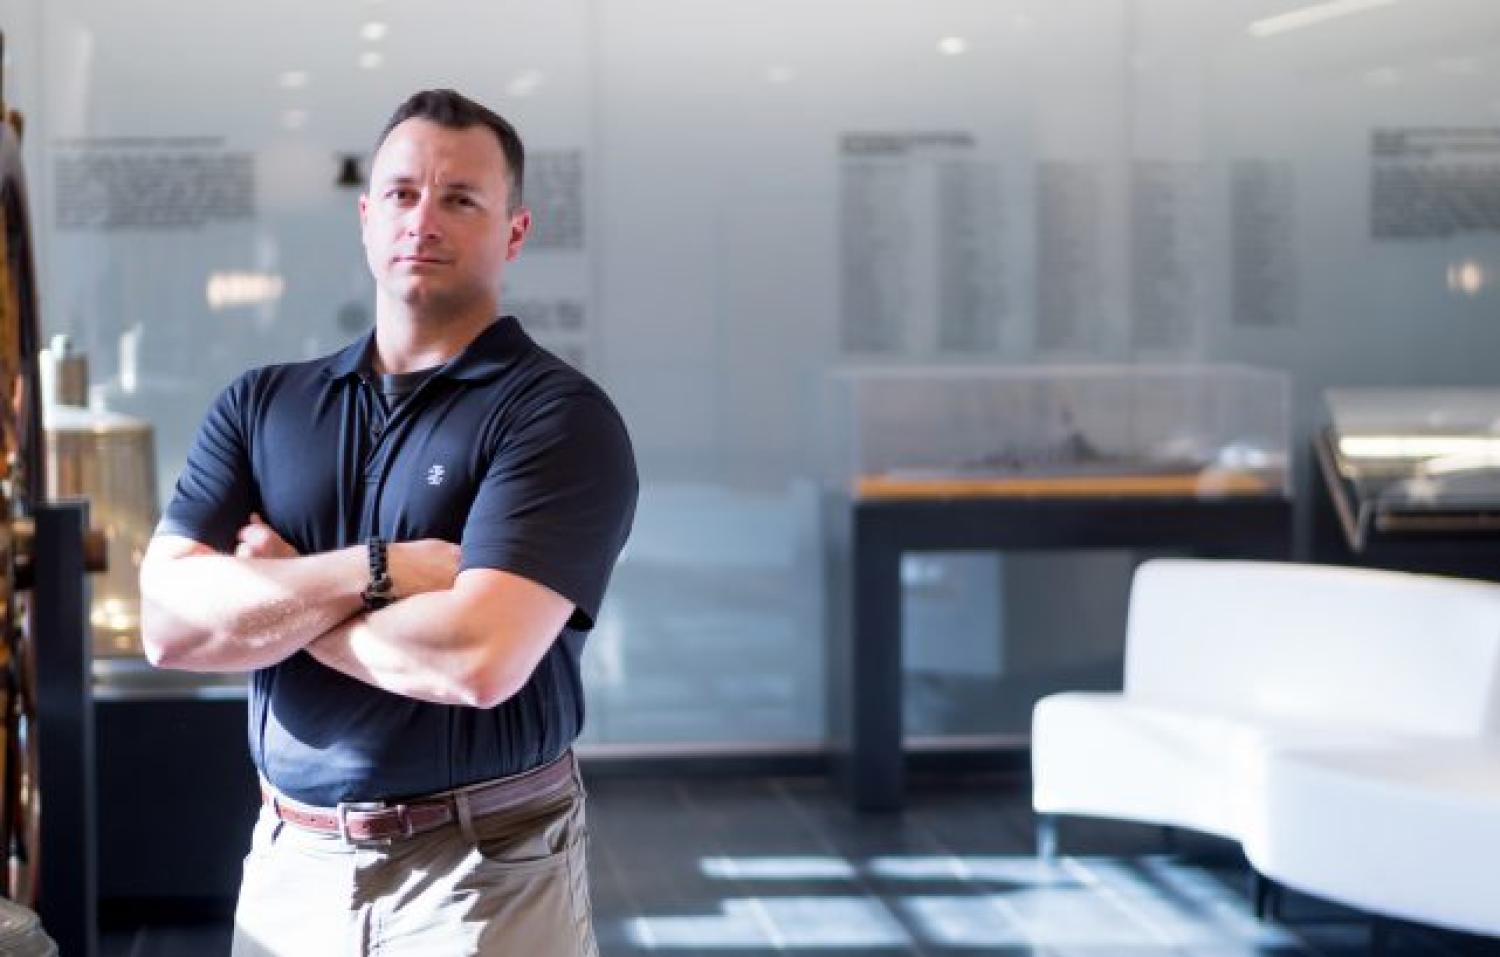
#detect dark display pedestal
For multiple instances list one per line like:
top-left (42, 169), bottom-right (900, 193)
top-left (95, 694), bottom-right (257, 910)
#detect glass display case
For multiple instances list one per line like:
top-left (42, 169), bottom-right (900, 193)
top-left (826, 364), bottom-right (1291, 500)
top-left (1318, 388), bottom-right (1500, 551)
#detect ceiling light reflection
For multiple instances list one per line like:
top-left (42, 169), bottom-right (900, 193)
top-left (506, 69), bottom-right (544, 98)
top-left (278, 70), bottom-right (308, 89)
top-left (207, 272), bottom-right (285, 311)
top-left (361, 21), bottom-right (388, 42)
top-left (937, 36), bottom-right (969, 56)
top-left (359, 50), bottom-right (383, 70)
top-left (1448, 259), bottom-right (1487, 297)
top-left (1248, 0), bottom-right (1399, 39)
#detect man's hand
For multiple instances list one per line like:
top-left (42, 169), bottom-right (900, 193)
top-left (389, 539), bottom-right (463, 598)
top-left (235, 513), bottom-right (298, 559)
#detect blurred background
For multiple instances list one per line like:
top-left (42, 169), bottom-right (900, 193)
top-left (8, 0), bottom-right (1499, 754)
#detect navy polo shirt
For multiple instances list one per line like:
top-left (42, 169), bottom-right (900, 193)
top-left (156, 316), bottom-right (637, 805)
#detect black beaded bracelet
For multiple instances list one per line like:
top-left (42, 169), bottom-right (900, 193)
top-left (362, 536), bottom-right (395, 610)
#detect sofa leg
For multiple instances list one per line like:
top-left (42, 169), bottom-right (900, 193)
top-left (1036, 813), bottom-right (1058, 863)
top-left (1370, 917), bottom-right (1390, 956)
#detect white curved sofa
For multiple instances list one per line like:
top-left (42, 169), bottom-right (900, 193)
top-left (1031, 559), bottom-right (1500, 938)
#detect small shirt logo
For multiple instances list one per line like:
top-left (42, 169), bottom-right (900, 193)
top-left (426, 464), bottom-right (446, 487)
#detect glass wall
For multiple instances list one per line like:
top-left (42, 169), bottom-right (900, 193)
top-left (3, 0), bottom-right (1498, 746)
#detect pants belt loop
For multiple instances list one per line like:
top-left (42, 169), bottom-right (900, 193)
top-left (454, 787), bottom-right (478, 843)
top-left (569, 751), bottom-right (585, 798)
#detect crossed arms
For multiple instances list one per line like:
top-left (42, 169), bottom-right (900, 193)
top-left (138, 515), bottom-right (576, 708)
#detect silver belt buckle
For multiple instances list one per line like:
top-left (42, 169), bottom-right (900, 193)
top-left (335, 800), bottom-right (395, 846)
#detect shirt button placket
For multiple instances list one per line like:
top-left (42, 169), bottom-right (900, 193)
top-left (360, 459), bottom-right (383, 535)
top-left (356, 378), bottom-right (386, 539)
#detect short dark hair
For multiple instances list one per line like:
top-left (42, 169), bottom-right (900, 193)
top-left (374, 89), bottom-right (525, 209)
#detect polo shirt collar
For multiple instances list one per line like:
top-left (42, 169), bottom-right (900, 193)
top-left (322, 316), bottom-right (525, 383)
top-left (439, 316), bottom-right (526, 381)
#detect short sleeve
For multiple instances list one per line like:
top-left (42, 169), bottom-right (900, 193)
top-left (460, 390), bottom-right (638, 631)
top-left (154, 375), bottom-right (258, 553)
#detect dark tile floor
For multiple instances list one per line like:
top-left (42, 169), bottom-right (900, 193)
top-left (101, 773), bottom-right (1500, 956)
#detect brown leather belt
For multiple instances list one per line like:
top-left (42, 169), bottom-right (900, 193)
top-left (261, 751), bottom-right (576, 844)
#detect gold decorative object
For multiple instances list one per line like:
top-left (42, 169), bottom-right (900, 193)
top-left (41, 337), bottom-right (158, 657)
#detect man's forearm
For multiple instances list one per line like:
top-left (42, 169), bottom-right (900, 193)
top-left (305, 591), bottom-right (508, 707)
top-left (305, 570), bottom-right (574, 709)
top-left (141, 546), bottom-right (367, 672)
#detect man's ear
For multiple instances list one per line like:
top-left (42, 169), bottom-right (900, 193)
top-left (506, 207), bottom-right (533, 262)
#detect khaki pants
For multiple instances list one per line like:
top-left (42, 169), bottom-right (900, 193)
top-left (231, 765), bottom-right (598, 957)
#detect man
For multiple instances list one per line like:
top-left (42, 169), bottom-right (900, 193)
top-left (140, 89), bottom-right (636, 956)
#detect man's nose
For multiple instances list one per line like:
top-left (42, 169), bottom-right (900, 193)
top-left (404, 195), bottom-right (442, 238)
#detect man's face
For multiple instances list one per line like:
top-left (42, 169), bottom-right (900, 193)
top-left (359, 118), bottom-right (530, 317)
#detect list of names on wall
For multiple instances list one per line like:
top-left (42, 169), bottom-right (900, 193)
top-left (1035, 161), bottom-right (1103, 353)
top-left (508, 148), bottom-right (592, 370)
top-left (54, 137), bottom-right (254, 231)
top-left (1231, 159), bottom-right (1297, 329)
top-left (840, 150), bottom-right (910, 354)
top-left (1371, 128), bottom-right (1500, 240)
top-left (527, 150), bottom-right (585, 250)
top-left (1130, 161), bottom-right (1204, 352)
top-left (839, 132), bottom-right (1003, 356)
top-left (937, 160), bottom-right (1005, 352)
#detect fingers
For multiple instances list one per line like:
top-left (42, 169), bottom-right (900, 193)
top-left (236, 515), bottom-right (268, 541)
top-left (236, 526), bottom-right (272, 558)
top-left (234, 517), bottom-right (297, 559)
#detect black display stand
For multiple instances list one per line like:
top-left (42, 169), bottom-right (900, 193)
top-left (32, 500), bottom-right (97, 957)
top-left (33, 499), bottom-right (255, 933)
top-left (94, 692), bottom-right (257, 909)
top-left (825, 493), bottom-right (1293, 812)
